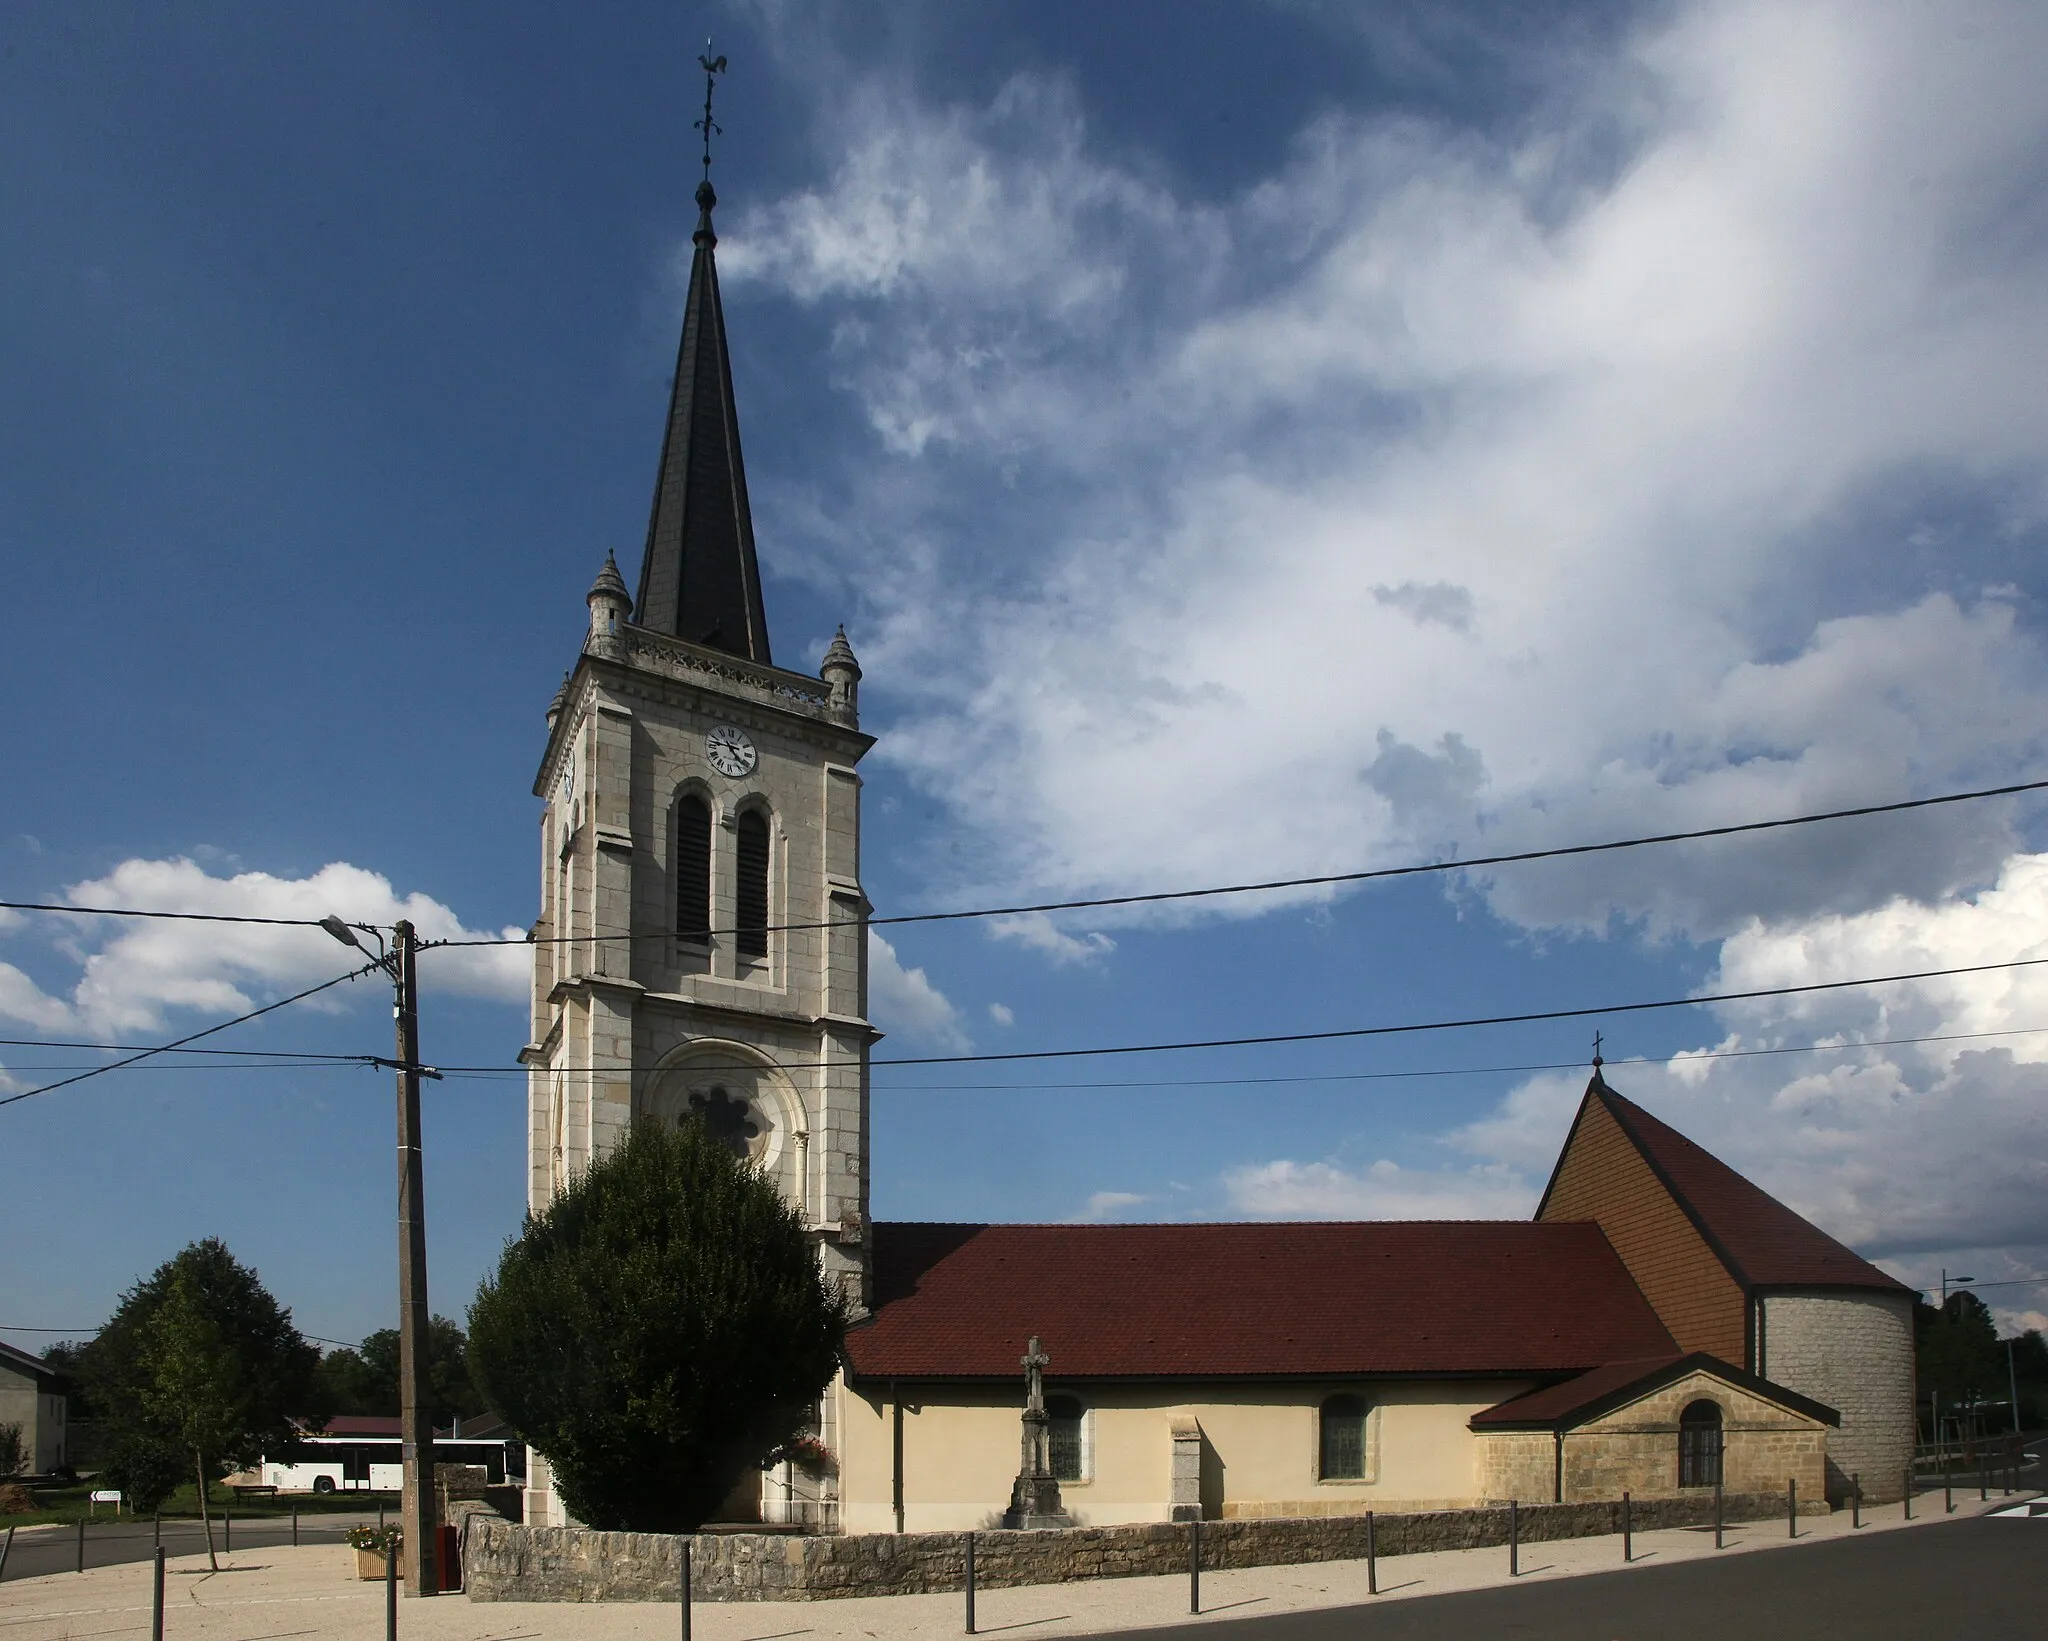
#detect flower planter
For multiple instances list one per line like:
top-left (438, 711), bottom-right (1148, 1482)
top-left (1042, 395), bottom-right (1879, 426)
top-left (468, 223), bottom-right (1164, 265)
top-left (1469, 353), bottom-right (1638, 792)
top-left (354, 1546), bottom-right (407, 1581)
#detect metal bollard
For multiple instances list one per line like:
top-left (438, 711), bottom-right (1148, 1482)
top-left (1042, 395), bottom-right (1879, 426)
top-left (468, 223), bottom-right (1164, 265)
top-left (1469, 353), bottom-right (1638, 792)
top-left (154, 1513), bottom-right (161, 1549)
top-left (1788, 1477), bottom-right (1797, 1539)
top-left (385, 1532), bottom-right (397, 1641)
top-left (1714, 1480), bottom-right (1723, 1549)
top-left (78, 1516), bottom-right (87, 1573)
top-left (680, 1538), bottom-right (691, 1641)
top-left (1903, 1469), bottom-right (1912, 1520)
top-left (1944, 1451), bottom-right (1953, 1514)
top-left (1, 1523), bottom-right (14, 1583)
top-left (152, 1547), bottom-right (166, 1641)
top-left (964, 1531), bottom-right (976, 1636)
top-left (1508, 1498), bottom-right (1519, 1577)
top-left (225, 1502), bottom-right (232, 1553)
top-left (1979, 1451), bottom-right (1988, 1502)
top-left (1189, 1518), bottom-right (1201, 1614)
top-left (1622, 1491), bottom-right (1632, 1562)
top-left (293, 1504), bottom-right (299, 1547)
top-left (1366, 1511), bottom-right (1377, 1595)
top-left (1851, 1473), bottom-right (1860, 1529)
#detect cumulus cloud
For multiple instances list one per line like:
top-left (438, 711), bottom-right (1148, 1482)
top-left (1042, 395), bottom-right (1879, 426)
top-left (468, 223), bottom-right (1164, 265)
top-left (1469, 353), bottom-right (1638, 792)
top-left (731, 0), bottom-right (2048, 944)
top-left (0, 857), bottom-right (526, 1038)
top-left (1238, 858), bottom-right (2048, 1313)
top-left (987, 914), bottom-right (1116, 967)
top-left (1066, 1189), bottom-right (1151, 1224)
top-left (1225, 1156), bottom-right (1535, 1221)
top-left (987, 1001), bottom-right (1015, 1026)
top-left (869, 933), bottom-right (970, 1050)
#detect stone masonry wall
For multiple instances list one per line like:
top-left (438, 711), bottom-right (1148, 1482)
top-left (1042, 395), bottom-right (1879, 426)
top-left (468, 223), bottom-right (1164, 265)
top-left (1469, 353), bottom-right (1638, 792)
top-left (1762, 1291), bottom-right (1916, 1504)
top-left (463, 1493), bottom-right (1810, 1603)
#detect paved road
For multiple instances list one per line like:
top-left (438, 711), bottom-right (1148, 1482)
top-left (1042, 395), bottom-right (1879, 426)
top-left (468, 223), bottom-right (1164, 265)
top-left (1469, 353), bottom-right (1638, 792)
top-left (0, 1511), bottom-right (383, 1581)
top-left (1108, 1515), bottom-right (2047, 1641)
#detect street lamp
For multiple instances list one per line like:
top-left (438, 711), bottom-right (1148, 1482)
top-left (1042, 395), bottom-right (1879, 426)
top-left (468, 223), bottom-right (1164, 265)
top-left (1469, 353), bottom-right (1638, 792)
top-left (322, 915), bottom-right (438, 1598)
top-left (1941, 1270), bottom-right (1976, 1307)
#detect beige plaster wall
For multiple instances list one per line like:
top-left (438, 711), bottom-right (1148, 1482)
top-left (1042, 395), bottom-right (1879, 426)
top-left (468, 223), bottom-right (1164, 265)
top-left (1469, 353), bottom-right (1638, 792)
top-left (836, 1377), bottom-right (1535, 1532)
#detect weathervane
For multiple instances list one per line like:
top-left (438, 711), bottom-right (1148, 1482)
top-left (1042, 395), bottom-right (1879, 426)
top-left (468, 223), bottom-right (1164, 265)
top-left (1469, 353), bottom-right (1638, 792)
top-left (696, 40), bottom-right (727, 181)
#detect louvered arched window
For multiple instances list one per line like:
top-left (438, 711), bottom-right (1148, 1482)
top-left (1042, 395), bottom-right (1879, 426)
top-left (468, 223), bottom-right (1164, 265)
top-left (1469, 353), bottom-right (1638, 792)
top-left (675, 794), bottom-right (712, 943)
top-left (736, 808), bottom-right (770, 960)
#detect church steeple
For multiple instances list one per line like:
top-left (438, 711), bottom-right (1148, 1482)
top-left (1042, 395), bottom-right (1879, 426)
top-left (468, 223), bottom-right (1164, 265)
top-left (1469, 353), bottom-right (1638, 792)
top-left (633, 53), bottom-right (772, 663)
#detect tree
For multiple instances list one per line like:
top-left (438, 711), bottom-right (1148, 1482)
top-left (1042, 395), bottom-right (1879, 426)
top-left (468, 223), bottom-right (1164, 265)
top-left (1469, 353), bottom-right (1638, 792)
top-left (318, 1317), bottom-right (485, 1425)
top-left (1917, 1293), bottom-right (2006, 1431)
top-left (0, 1422), bottom-right (23, 1477)
top-left (81, 1240), bottom-right (321, 1566)
top-left (468, 1118), bottom-right (848, 1532)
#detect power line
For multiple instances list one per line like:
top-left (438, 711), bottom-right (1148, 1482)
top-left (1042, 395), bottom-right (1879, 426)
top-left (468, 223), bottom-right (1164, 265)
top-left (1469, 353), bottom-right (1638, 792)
top-left (0, 1323), bottom-right (365, 1349)
top-left (423, 1021), bottom-right (2048, 1086)
top-left (0, 903), bottom-right (380, 930)
top-left (427, 773), bottom-right (2048, 949)
top-left (0, 962), bottom-right (383, 1110)
top-left (0, 1037), bottom-right (379, 1062)
top-left (418, 952), bottom-right (2048, 1074)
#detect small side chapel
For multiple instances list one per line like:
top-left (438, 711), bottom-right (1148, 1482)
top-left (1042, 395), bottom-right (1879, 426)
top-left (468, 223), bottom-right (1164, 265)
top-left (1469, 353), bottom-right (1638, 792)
top-left (524, 134), bottom-right (1915, 1532)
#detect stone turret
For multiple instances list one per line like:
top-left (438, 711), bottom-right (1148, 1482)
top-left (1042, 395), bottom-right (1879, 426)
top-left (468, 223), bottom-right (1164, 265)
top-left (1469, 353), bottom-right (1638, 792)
top-left (585, 553), bottom-right (631, 661)
top-left (821, 625), bottom-right (861, 727)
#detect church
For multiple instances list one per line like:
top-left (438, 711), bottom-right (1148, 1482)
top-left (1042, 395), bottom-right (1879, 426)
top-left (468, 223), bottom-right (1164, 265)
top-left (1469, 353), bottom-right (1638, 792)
top-left (521, 155), bottom-right (1915, 1534)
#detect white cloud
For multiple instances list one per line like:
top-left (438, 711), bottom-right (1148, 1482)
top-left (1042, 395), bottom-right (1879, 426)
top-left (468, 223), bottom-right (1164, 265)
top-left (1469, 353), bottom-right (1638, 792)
top-left (987, 1001), bottom-right (1015, 1027)
top-left (0, 857), bottom-right (526, 1038)
top-left (987, 914), bottom-right (1116, 967)
top-left (732, 0), bottom-right (2048, 945)
top-left (868, 932), bottom-right (970, 1050)
top-left (1066, 1189), bottom-right (1150, 1224)
top-left (1224, 1157), bottom-right (1535, 1221)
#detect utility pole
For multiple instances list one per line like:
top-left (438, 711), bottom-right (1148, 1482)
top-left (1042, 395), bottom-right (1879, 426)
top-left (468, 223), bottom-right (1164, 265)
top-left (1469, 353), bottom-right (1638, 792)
top-left (393, 920), bottom-right (437, 1598)
top-left (328, 912), bottom-right (439, 1598)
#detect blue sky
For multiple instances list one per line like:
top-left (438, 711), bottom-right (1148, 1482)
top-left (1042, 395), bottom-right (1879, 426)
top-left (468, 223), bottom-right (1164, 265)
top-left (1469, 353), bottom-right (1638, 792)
top-left (5, 0), bottom-right (2048, 1353)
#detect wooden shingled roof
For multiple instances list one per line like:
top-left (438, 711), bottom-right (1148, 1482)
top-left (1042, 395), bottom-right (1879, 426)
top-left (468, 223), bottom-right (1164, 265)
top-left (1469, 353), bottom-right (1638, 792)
top-left (1540, 1075), bottom-right (1912, 1294)
top-left (844, 1220), bottom-right (1679, 1382)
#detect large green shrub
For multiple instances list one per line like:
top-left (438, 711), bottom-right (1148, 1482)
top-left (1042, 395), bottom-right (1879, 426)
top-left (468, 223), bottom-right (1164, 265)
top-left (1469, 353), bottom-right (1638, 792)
top-left (468, 1118), bottom-right (848, 1532)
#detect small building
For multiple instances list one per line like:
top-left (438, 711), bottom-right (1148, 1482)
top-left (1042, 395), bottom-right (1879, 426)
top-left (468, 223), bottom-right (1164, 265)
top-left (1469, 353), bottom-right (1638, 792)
top-left (0, 1338), bottom-right (68, 1475)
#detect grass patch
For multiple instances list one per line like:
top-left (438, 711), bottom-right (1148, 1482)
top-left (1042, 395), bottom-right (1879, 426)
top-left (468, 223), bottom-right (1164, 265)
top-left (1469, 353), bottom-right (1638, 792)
top-left (2, 1480), bottom-right (398, 1528)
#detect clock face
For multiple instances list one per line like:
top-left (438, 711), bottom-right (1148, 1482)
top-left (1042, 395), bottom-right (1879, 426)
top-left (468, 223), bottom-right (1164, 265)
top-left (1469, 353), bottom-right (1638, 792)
top-left (706, 724), bottom-right (758, 778)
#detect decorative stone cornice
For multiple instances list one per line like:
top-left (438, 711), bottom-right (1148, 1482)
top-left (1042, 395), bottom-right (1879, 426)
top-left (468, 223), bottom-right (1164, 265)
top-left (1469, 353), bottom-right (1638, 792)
top-left (619, 625), bottom-right (847, 725)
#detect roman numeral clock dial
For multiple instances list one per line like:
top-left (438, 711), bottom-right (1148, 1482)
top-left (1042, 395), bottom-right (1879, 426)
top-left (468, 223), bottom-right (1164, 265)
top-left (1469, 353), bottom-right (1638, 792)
top-left (706, 724), bottom-right (757, 778)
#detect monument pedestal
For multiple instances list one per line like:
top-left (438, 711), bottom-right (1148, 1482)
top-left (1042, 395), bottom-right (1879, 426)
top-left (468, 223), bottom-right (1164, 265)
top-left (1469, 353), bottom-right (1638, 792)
top-left (1003, 1471), bottom-right (1072, 1530)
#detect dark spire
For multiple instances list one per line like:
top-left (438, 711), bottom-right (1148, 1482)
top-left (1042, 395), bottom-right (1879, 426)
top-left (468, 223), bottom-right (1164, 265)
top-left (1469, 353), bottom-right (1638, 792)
top-left (633, 48), bottom-right (773, 664)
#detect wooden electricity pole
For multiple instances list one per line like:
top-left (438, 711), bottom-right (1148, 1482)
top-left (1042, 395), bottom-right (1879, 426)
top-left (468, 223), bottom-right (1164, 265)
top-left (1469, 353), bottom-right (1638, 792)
top-left (393, 920), bottom-right (437, 1597)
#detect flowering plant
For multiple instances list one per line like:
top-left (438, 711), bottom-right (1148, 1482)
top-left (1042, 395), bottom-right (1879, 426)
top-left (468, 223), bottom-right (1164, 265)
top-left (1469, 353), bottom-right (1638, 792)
top-left (766, 1434), bottom-right (836, 1475)
top-left (345, 1525), bottom-right (403, 1553)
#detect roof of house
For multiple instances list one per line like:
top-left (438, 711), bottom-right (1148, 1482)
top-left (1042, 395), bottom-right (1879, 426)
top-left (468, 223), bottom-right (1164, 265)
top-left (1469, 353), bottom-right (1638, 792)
top-left (844, 1220), bottom-right (1680, 1382)
top-left (1470, 1350), bottom-right (1841, 1430)
top-left (1543, 1077), bottom-right (1912, 1294)
top-left (0, 1338), bottom-right (62, 1385)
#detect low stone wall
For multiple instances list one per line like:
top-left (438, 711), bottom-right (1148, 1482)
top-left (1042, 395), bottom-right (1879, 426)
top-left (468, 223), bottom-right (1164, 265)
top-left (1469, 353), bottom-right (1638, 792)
top-left (463, 1492), bottom-right (1810, 1604)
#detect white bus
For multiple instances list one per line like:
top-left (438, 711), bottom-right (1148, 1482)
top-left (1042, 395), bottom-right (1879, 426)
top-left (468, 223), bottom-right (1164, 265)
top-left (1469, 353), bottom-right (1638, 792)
top-left (261, 1433), bottom-right (523, 1495)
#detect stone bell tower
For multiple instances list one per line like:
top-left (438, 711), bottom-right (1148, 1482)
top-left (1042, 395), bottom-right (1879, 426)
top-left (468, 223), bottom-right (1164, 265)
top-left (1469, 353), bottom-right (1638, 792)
top-left (522, 153), bottom-right (876, 1525)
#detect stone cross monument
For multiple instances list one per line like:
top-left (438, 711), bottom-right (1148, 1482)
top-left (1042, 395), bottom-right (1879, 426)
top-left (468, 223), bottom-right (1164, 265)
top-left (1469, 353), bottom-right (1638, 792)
top-left (1003, 1336), bottom-right (1072, 1529)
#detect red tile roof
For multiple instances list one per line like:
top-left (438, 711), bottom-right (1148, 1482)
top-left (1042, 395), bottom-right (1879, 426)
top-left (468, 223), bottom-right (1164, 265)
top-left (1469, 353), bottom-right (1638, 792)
top-left (1594, 1083), bottom-right (1912, 1293)
top-left (1471, 1351), bottom-right (1840, 1430)
top-left (846, 1220), bottom-right (1679, 1381)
